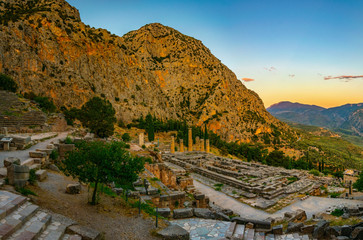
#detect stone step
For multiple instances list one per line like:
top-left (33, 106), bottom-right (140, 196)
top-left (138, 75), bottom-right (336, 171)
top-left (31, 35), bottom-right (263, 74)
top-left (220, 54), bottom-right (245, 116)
top-left (8, 210), bottom-right (52, 240)
top-left (0, 193), bottom-right (27, 219)
top-left (38, 220), bottom-right (67, 240)
top-left (232, 224), bottom-right (245, 239)
top-left (254, 231), bottom-right (265, 240)
top-left (29, 164), bottom-right (41, 171)
top-left (0, 202), bottom-right (39, 239)
top-left (225, 221), bottom-right (236, 239)
top-left (62, 234), bottom-right (82, 240)
top-left (265, 234), bottom-right (275, 240)
top-left (243, 228), bottom-right (254, 240)
top-left (21, 159), bottom-right (34, 167)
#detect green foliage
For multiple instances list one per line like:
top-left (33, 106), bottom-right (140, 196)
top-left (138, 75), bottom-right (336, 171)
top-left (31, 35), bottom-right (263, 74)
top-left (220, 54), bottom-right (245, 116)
top-left (28, 169), bottom-right (37, 185)
top-left (331, 208), bottom-right (344, 217)
top-left (329, 192), bottom-right (341, 198)
top-left (16, 187), bottom-right (37, 196)
top-left (121, 133), bottom-right (131, 142)
top-left (50, 149), bottom-right (59, 161)
top-left (309, 169), bottom-right (320, 176)
top-left (24, 92), bottom-right (56, 113)
top-left (333, 171), bottom-right (343, 179)
top-left (145, 114), bottom-right (155, 141)
top-left (60, 141), bottom-right (144, 205)
top-left (61, 107), bottom-right (81, 126)
top-left (353, 171), bottom-right (363, 191)
top-left (64, 136), bottom-right (73, 144)
top-left (0, 73), bottom-right (18, 92)
top-left (79, 97), bottom-right (116, 138)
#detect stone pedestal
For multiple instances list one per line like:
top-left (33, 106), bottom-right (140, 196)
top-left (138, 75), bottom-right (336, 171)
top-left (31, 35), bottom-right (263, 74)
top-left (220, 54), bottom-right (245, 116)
top-left (180, 139), bottom-right (184, 153)
top-left (171, 136), bottom-right (175, 153)
top-left (138, 133), bottom-right (144, 146)
top-left (188, 128), bottom-right (193, 152)
top-left (200, 139), bottom-right (205, 152)
top-left (206, 139), bottom-right (210, 153)
top-left (2, 127), bottom-right (8, 135)
top-left (3, 142), bottom-right (9, 151)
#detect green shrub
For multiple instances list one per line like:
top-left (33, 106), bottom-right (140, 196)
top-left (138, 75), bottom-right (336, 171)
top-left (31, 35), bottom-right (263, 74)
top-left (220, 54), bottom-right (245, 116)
top-left (28, 169), bottom-right (37, 185)
top-left (64, 136), bottom-right (73, 144)
top-left (329, 192), bottom-right (341, 198)
top-left (331, 208), bottom-right (344, 217)
top-left (0, 73), bottom-right (18, 92)
top-left (121, 133), bottom-right (131, 142)
top-left (16, 187), bottom-right (37, 196)
top-left (50, 149), bottom-right (58, 160)
top-left (309, 169), bottom-right (320, 176)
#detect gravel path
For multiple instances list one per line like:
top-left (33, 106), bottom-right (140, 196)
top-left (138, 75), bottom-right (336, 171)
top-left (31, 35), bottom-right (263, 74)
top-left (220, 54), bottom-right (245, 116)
top-left (0, 132), bottom-right (68, 166)
top-left (194, 179), bottom-right (363, 220)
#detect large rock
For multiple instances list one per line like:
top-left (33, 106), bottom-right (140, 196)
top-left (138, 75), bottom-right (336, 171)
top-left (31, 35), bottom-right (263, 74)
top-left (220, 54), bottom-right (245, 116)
top-left (351, 227), bottom-right (363, 240)
top-left (35, 169), bottom-right (47, 181)
top-left (173, 208), bottom-right (193, 219)
top-left (313, 220), bottom-right (329, 239)
top-left (4, 157), bottom-right (20, 167)
top-left (158, 208), bottom-right (171, 218)
top-left (231, 217), bottom-right (271, 229)
top-left (157, 225), bottom-right (189, 240)
top-left (294, 209), bottom-right (307, 222)
top-left (67, 224), bottom-right (102, 240)
top-left (193, 208), bottom-right (214, 219)
top-left (66, 183), bottom-right (81, 194)
top-left (286, 222), bottom-right (303, 233)
top-left (7, 164), bottom-right (30, 188)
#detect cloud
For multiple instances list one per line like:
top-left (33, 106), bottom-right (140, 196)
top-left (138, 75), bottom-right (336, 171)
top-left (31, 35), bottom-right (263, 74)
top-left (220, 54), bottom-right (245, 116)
top-left (242, 78), bottom-right (254, 82)
top-left (288, 74), bottom-right (295, 78)
top-left (324, 75), bottom-right (363, 82)
top-left (264, 66), bottom-right (276, 72)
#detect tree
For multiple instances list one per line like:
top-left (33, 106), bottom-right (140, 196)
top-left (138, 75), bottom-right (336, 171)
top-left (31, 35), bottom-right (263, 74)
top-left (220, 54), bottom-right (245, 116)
top-left (80, 97), bottom-right (116, 138)
top-left (0, 73), bottom-right (18, 92)
top-left (353, 171), bottom-right (363, 191)
top-left (61, 141), bottom-right (145, 205)
top-left (121, 133), bottom-right (131, 142)
top-left (145, 113), bottom-right (154, 141)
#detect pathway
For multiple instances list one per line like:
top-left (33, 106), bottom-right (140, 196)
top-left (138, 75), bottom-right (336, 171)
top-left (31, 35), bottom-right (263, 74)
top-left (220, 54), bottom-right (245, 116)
top-left (194, 180), bottom-right (363, 220)
top-left (0, 132), bottom-right (69, 166)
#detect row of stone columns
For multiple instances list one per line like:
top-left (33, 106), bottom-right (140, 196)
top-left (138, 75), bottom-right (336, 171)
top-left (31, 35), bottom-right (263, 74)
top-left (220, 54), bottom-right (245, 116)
top-left (171, 128), bottom-right (209, 153)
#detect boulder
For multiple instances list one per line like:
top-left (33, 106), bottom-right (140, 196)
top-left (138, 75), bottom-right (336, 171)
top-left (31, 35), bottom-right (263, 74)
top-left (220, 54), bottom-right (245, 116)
top-left (4, 157), bottom-right (20, 167)
top-left (340, 225), bottom-right (352, 237)
top-left (66, 183), bottom-right (81, 194)
top-left (294, 209), bottom-right (307, 222)
top-left (193, 208), bottom-right (214, 219)
top-left (214, 211), bottom-right (230, 221)
top-left (272, 225), bottom-right (283, 235)
top-left (246, 222), bottom-right (254, 229)
top-left (313, 220), bottom-right (329, 239)
top-left (157, 225), bottom-right (189, 240)
top-left (48, 164), bottom-right (60, 172)
top-left (351, 227), bottom-right (363, 240)
top-left (173, 208), bottom-right (193, 219)
top-left (158, 208), bottom-right (171, 218)
top-left (35, 169), bottom-right (47, 181)
top-left (286, 222), bottom-right (303, 233)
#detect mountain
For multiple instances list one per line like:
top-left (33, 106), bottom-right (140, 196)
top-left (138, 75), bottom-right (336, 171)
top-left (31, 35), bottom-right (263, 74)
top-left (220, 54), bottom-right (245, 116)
top-left (267, 101), bottom-right (363, 137)
top-left (0, 0), bottom-right (296, 144)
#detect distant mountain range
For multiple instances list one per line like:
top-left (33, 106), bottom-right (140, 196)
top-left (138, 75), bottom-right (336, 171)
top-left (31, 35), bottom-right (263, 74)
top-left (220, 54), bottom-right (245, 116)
top-left (267, 101), bottom-right (363, 137)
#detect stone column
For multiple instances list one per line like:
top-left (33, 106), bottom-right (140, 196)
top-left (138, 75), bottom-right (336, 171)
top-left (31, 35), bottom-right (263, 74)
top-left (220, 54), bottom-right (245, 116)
top-left (3, 142), bottom-right (10, 151)
top-left (138, 133), bottom-right (144, 146)
top-left (206, 139), bottom-right (210, 153)
top-left (195, 136), bottom-right (200, 151)
top-left (180, 139), bottom-right (184, 153)
top-left (2, 127), bottom-right (8, 135)
top-left (171, 136), bottom-right (175, 153)
top-left (200, 139), bottom-right (205, 152)
top-left (188, 128), bottom-right (193, 152)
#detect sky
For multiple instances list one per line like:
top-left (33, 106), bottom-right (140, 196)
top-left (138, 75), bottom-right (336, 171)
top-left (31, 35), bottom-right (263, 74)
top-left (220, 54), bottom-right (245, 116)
top-left (67, 0), bottom-right (363, 108)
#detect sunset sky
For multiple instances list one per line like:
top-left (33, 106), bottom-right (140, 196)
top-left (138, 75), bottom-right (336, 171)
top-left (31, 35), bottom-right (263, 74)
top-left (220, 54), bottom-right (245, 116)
top-left (68, 0), bottom-right (363, 108)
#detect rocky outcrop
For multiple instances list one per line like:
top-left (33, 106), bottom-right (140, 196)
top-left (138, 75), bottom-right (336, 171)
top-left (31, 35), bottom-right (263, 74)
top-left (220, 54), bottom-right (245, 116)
top-left (0, 0), bottom-right (296, 143)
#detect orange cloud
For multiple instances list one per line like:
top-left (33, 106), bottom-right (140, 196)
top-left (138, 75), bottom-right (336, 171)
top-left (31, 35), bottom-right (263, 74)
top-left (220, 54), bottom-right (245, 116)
top-left (324, 75), bottom-right (363, 82)
top-left (242, 78), bottom-right (254, 82)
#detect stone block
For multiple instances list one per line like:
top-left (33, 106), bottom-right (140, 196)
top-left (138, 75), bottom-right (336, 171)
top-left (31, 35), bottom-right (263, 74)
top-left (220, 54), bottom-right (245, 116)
top-left (193, 208), bottom-right (214, 219)
top-left (294, 209), bottom-right (307, 221)
top-left (231, 217), bottom-right (271, 229)
top-left (272, 225), bottom-right (283, 235)
top-left (158, 208), bottom-right (171, 218)
top-left (29, 151), bottom-right (47, 158)
top-left (194, 193), bottom-right (205, 200)
top-left (157, 225), bottom-right (189, 240)
top-left (173, 208), bottom-right (193, 219)
top-left (36, 149), bottom-right (53, 155)
top-left (66, 183), bottom-right (81, 194)
top-left (7, 164), bottom-right (30, 186)
top-left (286, 222), bottom-right (303, 233)
top-left (46, 144), bottom-right (55, 149)
top-left (340, 225), bottom-right (352, 237)
top-left (326, 226), bottom-right (341, 237)
top-left (35, 170), bottom-right (47, 181)
top-left (4, 157), bottom-right (20, 167)
top-left (58, 144), bottom-right (75, 157)
top-left (246, 222), bottom-right (254, 229)
top-left (301, 225), bottom-right (315, 234)
top-left (313, 220), bottom-right (329, 239)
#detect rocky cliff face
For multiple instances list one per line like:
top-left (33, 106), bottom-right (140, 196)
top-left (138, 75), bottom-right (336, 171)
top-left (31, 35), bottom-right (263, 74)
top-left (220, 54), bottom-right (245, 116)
top-left (0, 0), bottom-right (295, 143)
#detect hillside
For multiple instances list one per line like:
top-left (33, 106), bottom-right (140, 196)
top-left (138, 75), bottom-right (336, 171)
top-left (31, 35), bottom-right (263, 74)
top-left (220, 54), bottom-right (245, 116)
top-left (0, 0), bottom-right (296, 144)
top-left (268, 101), bottom-right (363, 137)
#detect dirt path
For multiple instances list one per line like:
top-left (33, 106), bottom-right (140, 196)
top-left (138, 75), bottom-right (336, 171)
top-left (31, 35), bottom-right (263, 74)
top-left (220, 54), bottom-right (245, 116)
top-left (29, 172), bottom-right (160, 240)
top-left (0, 132), bottom-right (69, 165)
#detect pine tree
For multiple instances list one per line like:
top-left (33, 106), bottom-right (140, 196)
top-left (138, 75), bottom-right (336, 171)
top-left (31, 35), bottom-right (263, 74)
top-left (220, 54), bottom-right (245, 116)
top-left (145, 113), bottom-right (154, 141)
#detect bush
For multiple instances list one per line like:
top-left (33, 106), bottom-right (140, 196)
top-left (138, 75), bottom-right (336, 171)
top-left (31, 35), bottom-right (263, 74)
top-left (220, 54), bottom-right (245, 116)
top-left (28, 169), bottom-right (37, 185)
top-left (16, 187), bottom-right (37, 196)
top-left (329, 192), bottom-right (341, 198)
top-left (121, 133), bottom-right (131, 142)
top-left (331, 208), bottom-right (344, 217)
top-left (0, 73), bottom-right (18, 92)
top-left (309, 169), bottom-right (320, 176)
top-left (50, 149), bottom-right (59, 160)
top-left (64, 136), bottom-right (73, 144)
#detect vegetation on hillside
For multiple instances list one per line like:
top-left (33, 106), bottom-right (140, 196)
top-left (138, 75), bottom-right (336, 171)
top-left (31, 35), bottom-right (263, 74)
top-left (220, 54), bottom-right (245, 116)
top-left (0, 73), bottom-right (18, 92)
